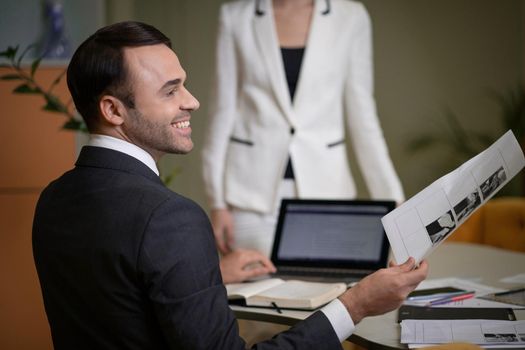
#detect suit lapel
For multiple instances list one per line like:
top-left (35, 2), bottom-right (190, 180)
top-left (253, 0), bottom-right (295, 124)
top-left (292, 0), bottom-right (331, 116)
top-left (253, 0), bottom-right (334, 124)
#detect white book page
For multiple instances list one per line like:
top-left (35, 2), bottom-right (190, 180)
top-left (382, 130), bottom-right (525, 264)
top-left (225, 278), bottom-right (284, 299)
top-left (249, 280), bottom-right (346, 308)
top-left (255, 280), bottom-right (346, 300)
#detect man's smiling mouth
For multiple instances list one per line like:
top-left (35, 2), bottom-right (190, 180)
top-left (173, 120), bottom-right (190, 129)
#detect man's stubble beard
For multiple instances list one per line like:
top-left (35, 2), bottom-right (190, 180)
top-left (126, 107), bottom-right (193, 156)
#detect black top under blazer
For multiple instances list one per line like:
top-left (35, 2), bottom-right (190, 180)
top-left (32, 146), bottom-right (341, 350)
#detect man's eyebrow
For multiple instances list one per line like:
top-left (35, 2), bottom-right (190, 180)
top-left (160, 78), bottom-right (182, 90)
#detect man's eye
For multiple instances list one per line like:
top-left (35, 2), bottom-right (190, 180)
top-left (167, 89), bottom-right (176, 96)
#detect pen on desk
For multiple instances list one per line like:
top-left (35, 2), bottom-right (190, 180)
top-left (427, 291), bottom-right (476, 306)
top-left (494, 287), bottom-right (525, 296)
top-left (407, 290), bottom-right (469, 301)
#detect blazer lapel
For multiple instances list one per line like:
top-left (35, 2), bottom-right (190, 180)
top-left (292, 0), bottom-right (333, 116)
top-left (253, 0), bottom-right (295, 124)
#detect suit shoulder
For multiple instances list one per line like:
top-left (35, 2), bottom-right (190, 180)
top-left (162, 192), bottom-right (208, 220)
top-left (331, 0), bottom-right (370, 29)
top-left (334, 0), bottom-right (369, 16)
top-left (136, 182), bottom-right (209, 224)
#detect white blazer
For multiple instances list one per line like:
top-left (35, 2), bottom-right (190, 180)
top-left (202, 0), bottom-right (404, 214)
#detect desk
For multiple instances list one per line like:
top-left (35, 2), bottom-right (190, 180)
top-left (231, 242), bottom-right (525, 349)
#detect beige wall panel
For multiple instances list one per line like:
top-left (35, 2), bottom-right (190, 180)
top-left (0, 193), bottom-right (52, 350)
top-left (0, 67), bottom-right (76, 189)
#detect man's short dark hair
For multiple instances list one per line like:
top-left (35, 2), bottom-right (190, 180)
top-left (67, 21), bottom-right (171, 131)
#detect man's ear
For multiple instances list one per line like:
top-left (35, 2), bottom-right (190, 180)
top-left (99, 95), bottom-right (127, 126)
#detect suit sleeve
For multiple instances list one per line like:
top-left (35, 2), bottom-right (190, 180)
top-left (138, 196), bottom-right (342, 350)
top-left (343, 3), bottom-right (405, 203)
top-left (201, 4), bottom-right (238, 210)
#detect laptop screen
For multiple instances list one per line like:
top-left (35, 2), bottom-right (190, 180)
top-left (271, 199), bottom-right (395, 271)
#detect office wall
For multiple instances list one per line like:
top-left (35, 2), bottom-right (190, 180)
top-left (0, 2), bottom-right (104, 349)
top-left (2, 1), bottom-right (520, 211)
top-left (0, 0), bottom-right (106, 60)
top-left (112, 0), bottom-right (523, 208)
top-left (362, 0), bottom-right (523, 196)
top-left (0, 67), bottom-right (74, 350)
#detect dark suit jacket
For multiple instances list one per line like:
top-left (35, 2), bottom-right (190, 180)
top-left (33, 146), bottom-right (342, 350)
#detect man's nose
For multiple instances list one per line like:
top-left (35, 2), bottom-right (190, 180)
top-left (182, 87), bottom-right (200, 111)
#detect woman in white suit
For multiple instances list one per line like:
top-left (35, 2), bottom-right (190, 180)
top-left (202, 0), bottom-right (404, 256)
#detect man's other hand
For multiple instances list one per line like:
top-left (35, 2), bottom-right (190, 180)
top-left (220, 249), bottom-right (276, 284)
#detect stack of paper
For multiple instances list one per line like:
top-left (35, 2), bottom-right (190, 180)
top-left (401, 319), bottom-right (525, 348)
top-left (399, 278), bottom-right (524, 348)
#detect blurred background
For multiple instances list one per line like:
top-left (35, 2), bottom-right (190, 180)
top-left (0, 0), bottom-right (523, 349)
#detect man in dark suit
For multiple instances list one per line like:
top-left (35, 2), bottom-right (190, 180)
top-left (33, 21), bottom-right (428, 349)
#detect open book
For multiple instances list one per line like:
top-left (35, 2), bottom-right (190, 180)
top-left (225, 278), bottom-right (347, 310)
top-left (382, 130), bottom-right (525, 264)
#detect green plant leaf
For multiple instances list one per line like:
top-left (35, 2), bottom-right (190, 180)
top-left (31, 58), bottom-right (42, 78)
top-left (43, 94), bottom-right (68, 113)
top-left (17, 44), bottom-right (36, 67)
top-left (160, 166), bottom-right (182, 187)
top-left (472, 133), bottom-right (496, 149)
top-left (13, 83), bottom-right (40, 94)
top-left (0, 45), bottom-right (18, 60)
top-left (0, 74), bottom-right (22, 80)
top-left (49, 69), bottom-right (66, 91)
top-left (405, 135), bottom-right (441, 152)
top-left (487, 85), bottom-right (525, 141)
top-left (62, 119), bottom-right (84, 131)
top-left (442, 108), bottom-right (481, 157)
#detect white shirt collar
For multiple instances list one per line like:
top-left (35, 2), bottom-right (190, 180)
top-left (87, 134), bottom-right (160, 176)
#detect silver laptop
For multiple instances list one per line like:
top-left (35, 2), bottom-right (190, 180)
top-left (270, 199), bottom-right (395, 284)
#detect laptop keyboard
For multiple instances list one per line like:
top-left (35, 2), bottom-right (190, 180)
top-left (275, 266), bottom-right (371, 278)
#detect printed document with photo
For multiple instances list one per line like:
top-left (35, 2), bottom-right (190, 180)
top-left (382, 130), bottom-right (525, 264)
top-left (401, 319), bottom-right (525, 347)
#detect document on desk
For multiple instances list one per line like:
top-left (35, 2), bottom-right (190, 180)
top-left (382, 130), bottom-right (525, 264)
top-left (401, 319), bottom-right (525, 347)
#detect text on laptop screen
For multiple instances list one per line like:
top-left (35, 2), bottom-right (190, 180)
top-left (276, 203), bottom-right (391, 262)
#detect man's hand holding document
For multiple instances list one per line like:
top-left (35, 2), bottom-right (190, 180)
top-left (382, 130), bottom-right (525, 264)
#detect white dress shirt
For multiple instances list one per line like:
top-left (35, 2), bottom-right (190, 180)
top-left (321, 298), bottom-right (355, 342)
top-left (88, 134), bottom-right (159, 176)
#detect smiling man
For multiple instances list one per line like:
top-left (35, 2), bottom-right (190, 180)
top-left (113, 45), bottom-right (196, 157)
top-left (32, 21), bottom-right (427, 350)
